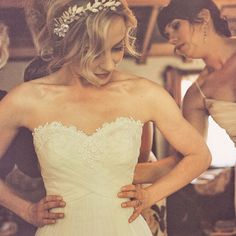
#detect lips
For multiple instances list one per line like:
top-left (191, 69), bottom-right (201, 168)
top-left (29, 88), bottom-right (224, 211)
top-left (174, 43), bottom-right (187, 56)
top-left (176, 43), bottom-right (185, 51)
top-left (95, 72), bottom-right (111, 79)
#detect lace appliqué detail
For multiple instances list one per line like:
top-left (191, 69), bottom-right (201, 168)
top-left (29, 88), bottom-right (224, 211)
top-left (33, 117), bottom-right (143, 169)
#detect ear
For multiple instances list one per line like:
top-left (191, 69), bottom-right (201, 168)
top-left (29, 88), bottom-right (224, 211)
top-left (197, 9), bottom-right (211, 24)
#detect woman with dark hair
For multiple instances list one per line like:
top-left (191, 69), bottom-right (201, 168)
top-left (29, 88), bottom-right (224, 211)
top-left (157, 0), bottom-right (236, 227)
top-left (0, 0), bottom-right (211, 235)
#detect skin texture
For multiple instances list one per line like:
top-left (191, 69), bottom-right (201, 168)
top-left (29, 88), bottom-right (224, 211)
top-left (164, 9), bottom-right (236, 138)
top-left (0, 16), bottom-right (211, 226)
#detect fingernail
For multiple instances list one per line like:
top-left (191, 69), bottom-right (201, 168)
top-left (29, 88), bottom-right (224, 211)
top-left (60, 202), bottom-right (66, 206)
top-left (56, 196), bottom-right (62, 200)
top-left (60, 214), bottom-right (64, 218)
top-left (121, 203), bottom-right (126, 207)
top-left (117, 193), bottom-right (122, 197)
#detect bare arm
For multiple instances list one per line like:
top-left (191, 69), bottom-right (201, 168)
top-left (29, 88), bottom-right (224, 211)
top-left (133, 82), bottom-right (209, 184)
top-left (134, 155), bottom-right (180, 184)
top-left (119, 81), bottom-right (211, 222)
top-left (182, 84), bottom-right (209, 138)
top-left (134, 82), bottom-right (209, 184)
top-left (0, 86), bottom-right (65, 227)
top-left (145, 84), bottom-right (211, 196)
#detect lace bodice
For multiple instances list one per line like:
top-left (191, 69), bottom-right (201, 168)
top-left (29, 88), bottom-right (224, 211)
top-left (32, 117), bottom-right (154, 236)
top-left (32, 117), bottom-right (143, 200)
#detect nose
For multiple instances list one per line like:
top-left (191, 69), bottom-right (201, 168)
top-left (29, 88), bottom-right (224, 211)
top-left (100, 52), bottom-right (116, 72)
top-left (168, 35), bottom-right (178, 45)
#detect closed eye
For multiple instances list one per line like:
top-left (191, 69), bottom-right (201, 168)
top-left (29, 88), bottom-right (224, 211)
top-left (172, 21), bottom-right (180, 30)
top-left (112, 41), bottom-right (125, 52)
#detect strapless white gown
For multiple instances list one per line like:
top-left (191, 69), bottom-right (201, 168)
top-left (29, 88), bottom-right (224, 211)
top-left (33, 117), bottom-right (152, 236)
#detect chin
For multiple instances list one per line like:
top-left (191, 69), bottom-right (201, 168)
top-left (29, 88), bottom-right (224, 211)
top-left (180, 50), bottom-right (198, 59)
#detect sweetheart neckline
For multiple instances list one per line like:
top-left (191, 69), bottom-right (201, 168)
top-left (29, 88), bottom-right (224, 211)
top-left (32, 116), bottom-right (143, 137)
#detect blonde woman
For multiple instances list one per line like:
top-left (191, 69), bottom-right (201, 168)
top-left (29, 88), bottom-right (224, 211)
top-left (0, 0), bottom-right (211, 235)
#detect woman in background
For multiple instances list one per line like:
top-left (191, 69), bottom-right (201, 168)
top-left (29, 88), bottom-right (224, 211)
top-left (158, 0), bottom-right (236, 232)
top-left (0, 0), bottom-right (210, 235)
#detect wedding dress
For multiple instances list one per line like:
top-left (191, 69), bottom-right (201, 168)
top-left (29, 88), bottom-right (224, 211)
top-left (33, 117), bottom-right (152, 236)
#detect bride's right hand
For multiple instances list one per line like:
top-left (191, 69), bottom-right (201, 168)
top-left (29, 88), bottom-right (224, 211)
top-left (25, 195), bottom-right (66, 227)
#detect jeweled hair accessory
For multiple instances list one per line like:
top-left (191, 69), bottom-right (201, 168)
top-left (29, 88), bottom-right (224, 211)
top-left (54, 0), bottom-right (121, 37)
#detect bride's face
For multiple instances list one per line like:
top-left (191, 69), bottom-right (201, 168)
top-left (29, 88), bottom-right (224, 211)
top-left (81, 16), bottom-right (126, 85)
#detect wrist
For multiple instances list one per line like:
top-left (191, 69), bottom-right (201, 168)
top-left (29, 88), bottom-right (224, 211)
top-left (146, 185), bottom-right (161, 206)
top-left (18, 201), bottom-right (34, 224)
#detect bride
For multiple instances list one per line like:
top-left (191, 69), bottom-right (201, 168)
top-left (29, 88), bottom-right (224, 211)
top-left (0, 0), bottom-right (211, 235)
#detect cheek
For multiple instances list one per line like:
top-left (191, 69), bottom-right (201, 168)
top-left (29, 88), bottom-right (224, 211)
top-left (90, 60), bottom-right (100, 70)
top-left (181, 27), bottom-right (192, 41)
top-left (114, 51), bottom-right (124, 64)
top-left (189, 25), bottom-right (202, 43)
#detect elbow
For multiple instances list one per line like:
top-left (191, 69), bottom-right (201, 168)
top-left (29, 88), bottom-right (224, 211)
top-left (206, 152), bottom-right (212, 168)
top-left (201, 148), bottom-right (212, 171)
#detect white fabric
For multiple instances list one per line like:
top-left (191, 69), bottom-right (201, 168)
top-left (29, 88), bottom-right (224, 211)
top-left (33, 117), bottom-right (152, 236)
top-left (205, 99), bottom-right (236, 145)
top-left (205, 99), bottom-right (236, 215)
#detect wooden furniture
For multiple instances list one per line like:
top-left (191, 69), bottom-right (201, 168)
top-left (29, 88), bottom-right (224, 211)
top-left (127, 0), bottom-right (169, 63)
top-left (0, 0), bottom-right (235, 60)
top-left (0, 0), bottom-right (169, 61)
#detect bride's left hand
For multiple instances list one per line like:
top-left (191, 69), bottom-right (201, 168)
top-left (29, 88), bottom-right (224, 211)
top-left (117, 184), bottom-right (153, 223)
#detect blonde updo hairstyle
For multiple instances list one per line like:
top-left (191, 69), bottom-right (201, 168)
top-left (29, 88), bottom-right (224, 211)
top-left (36, 0), bottom-right (137, 86)
top-left (0, 23), bottom-right (9, 70)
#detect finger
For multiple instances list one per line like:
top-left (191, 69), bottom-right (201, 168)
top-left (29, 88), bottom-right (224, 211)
top-left (44, 201), bottom-right (66, 210)
top-left (128, 209), bottom-right (142, 223)
top-left (121, 199), bottom-right (141, 208)
top-left (42, 219), bottom-right (57, 226)
top-left (118, 191), bottom-right (137, 198)
top-left (120, 184), bottom-right (136, 192)
top-left (44, 195), bottom-right (63, 202)
top-left (44, 212), bottom-right (64, 219)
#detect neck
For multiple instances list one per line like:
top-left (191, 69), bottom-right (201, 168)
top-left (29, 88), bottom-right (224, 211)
top-left (51, 65), bottom-right (83, 86)
top-left (202, 35), bottom-right (235, 71)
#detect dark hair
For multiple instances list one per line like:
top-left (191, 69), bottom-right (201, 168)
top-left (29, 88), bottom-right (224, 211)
top-left (24, 0), bottom-right (49, 52)
top-left (157, 0), bottom-right (231, 39)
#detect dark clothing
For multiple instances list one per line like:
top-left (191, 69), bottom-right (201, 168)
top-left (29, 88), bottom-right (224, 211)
top-left (0, 90), bottom-right (41, 179)
top-left (24, 56), bottom-right (59, 81)
top-left (24, 56), bottom-right (49, 81)
top-left (0, 57), bottom-right (51, 235)
top-left (0, 90), bottom-right (42, 236)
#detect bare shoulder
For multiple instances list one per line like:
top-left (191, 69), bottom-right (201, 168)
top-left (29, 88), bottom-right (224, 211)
top-left (116, 71), bottom-right (166, 97)
top-left (183, 77), bottom-right (205, 110)
top-left (0, 82), bottom-right (41, 128)
top-left (4, 80), bottom-right (45, 105)
top-left (0, 79), bottom-right (49, 120)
